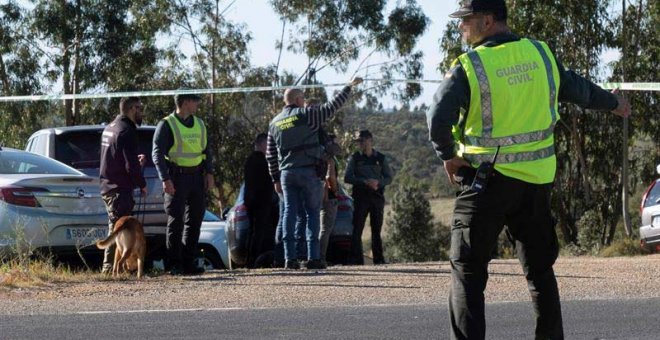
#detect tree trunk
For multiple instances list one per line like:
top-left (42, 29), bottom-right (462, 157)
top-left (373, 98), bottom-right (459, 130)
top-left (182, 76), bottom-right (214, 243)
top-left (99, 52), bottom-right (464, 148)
top-left (572, 113), bottom-right (592, 204)
top-left (0, 54), bottom-right (10, 95)
top-left (62, 50), bottom-right (73, 126)
top-left (71, 0), bottom-right (82, 126)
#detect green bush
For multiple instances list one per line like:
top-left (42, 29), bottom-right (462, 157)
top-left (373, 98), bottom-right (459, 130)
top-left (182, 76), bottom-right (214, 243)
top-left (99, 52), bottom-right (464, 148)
top-left (384, 184), bottom-right (446, 262)
top-left (600, 237), bottom-right (651, 257)
top-left (573, 209), bottom-right (605, 255)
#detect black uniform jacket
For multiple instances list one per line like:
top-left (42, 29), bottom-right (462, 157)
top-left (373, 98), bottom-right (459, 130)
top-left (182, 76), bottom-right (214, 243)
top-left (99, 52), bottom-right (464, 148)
top-left (100, 114), bottom-right (146, 195)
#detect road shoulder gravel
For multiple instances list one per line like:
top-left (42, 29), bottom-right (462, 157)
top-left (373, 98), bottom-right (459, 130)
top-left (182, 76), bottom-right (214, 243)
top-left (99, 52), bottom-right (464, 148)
top-left (1, 255), bottom-right (658, 315)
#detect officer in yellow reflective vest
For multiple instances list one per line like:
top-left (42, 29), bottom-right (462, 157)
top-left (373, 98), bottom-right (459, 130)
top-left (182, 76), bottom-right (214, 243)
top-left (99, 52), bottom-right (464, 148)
top-left (426, 1), bottom-right (631, 339)
top-left (152, 89), bottom-right (215, 276)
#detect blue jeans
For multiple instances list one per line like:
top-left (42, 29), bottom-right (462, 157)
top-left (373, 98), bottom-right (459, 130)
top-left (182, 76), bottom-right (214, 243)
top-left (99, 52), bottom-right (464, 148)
top-left (281, 167), bottom-right (323, 261)
top-left (274, 191), bottom-right (307, 264)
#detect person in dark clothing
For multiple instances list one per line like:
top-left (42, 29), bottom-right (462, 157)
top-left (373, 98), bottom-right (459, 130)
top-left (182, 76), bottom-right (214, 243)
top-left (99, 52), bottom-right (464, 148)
top-left (344, 130), bottom-right (393, 265)
top-left (426, 1), bottom-right (631, 339)
top-left (99, 96), bottom-right (147, 274)
top-left (244, 133), bottom-right (275, 268)
top-left (152, 89), bottom-right (215, 276)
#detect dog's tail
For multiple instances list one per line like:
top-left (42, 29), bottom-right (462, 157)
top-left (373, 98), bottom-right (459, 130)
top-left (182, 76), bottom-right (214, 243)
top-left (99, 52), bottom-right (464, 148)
top-left (96, 216), bottom-right (135, 249)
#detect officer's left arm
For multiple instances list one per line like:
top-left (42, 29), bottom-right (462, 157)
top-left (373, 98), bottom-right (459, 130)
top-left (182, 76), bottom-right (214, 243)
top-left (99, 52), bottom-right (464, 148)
top-left (426, 65), bottom-right (470, 161)
top-left (554, 56), bottom-right (619, 112)
top-left (379, 154), bottom-right (393, 188)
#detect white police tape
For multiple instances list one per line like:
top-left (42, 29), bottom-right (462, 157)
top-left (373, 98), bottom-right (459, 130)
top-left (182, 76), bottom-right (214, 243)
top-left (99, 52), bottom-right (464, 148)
top-left (0, 80), bottom-right (657, 102)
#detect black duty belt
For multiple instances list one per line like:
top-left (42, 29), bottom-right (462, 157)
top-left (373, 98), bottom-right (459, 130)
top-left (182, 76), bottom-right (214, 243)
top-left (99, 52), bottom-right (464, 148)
top-left (169, 165), bottom-right (203, 174)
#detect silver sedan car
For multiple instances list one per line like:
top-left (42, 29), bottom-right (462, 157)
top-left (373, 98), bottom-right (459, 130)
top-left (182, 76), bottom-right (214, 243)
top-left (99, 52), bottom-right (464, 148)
top-left (640, 164), bottom-right (660, 253)
top-left (0, 147), bottom-right (107, 258)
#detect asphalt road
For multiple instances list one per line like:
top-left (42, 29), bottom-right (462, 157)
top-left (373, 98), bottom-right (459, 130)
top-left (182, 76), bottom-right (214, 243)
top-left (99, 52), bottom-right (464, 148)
top-left (1, 298), bottom-right (657, 339)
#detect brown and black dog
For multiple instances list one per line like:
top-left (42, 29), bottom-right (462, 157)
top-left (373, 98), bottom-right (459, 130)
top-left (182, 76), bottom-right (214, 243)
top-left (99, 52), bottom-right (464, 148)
top-left (96, 216), bottom-right (146, 279)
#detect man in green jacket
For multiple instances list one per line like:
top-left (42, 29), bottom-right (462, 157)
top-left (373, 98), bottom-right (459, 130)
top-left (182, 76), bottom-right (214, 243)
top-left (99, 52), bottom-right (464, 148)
top-left (345, 130), bottom-right (393, 265)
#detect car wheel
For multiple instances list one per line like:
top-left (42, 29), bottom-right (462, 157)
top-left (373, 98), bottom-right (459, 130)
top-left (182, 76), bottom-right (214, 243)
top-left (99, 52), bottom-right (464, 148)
top-left (197, 247), bottom-right (224, 270)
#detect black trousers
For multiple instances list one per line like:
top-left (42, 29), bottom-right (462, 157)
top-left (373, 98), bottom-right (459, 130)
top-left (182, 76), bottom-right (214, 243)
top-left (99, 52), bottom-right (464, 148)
top-left (164, 171), bottom-right (205, 270)
top-left (350, 191), bottom-right (385, 264)
top-left (101, 190), bottom-right (135, 270)
top-left (449, 172), bottom-right (563, 340)
top-left (247, 203), bottom-right (274, 268)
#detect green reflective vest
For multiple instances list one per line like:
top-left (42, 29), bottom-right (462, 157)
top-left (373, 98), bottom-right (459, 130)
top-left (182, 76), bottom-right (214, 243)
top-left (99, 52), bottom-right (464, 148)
top-left (454, 38), bottom-right (560, 184)
top-left (164, 113), bottom-right (207, 167)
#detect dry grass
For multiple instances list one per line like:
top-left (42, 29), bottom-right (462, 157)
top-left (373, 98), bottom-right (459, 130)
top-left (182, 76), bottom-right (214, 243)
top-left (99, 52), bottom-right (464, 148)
top-left (0, 259), bottom-right (113, 289)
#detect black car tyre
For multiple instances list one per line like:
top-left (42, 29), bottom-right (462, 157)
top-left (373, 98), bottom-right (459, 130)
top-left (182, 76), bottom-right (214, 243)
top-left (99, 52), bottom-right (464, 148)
top-left (198, 246), bottom-right (224, 270)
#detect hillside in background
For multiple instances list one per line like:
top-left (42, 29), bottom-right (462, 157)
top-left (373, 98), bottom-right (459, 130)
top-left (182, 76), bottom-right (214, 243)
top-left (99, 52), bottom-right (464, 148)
top-left (336, 106), bottom-right (454, 201)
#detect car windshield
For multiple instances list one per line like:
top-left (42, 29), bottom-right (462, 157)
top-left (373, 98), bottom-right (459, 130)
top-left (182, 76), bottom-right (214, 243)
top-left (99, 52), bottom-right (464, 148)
top-left (644, 180), bottom-right (660, 208)
top-left (55, 129), bottom-right (155, 169)
top-left (204, 210), bottom-right (221, 222)
top-left (0, 150), bottom-right (81, 175)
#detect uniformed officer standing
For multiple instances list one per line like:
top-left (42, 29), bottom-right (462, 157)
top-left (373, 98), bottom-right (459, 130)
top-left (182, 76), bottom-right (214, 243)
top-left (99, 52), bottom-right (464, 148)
top-left (427, 1), bottom-right (631, 339)
top-left (344, 130), bottom-right (393, 265)
top-left (152, 90), bottom-right (215, 275)
top-left (99, 97), bottom-right (147, 274)
top-left (266, 77), bottom-right (363, 270)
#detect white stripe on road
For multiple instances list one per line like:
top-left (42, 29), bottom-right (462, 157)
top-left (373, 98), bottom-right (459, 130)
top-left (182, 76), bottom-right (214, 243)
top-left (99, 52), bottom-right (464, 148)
top-left (77, 307), bottom-right (243, 315)
top-left (75, 303), bottom-right (438, 315)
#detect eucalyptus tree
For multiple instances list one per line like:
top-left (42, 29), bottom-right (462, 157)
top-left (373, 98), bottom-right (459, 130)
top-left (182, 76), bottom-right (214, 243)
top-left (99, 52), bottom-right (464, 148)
top-left (0, 1), bottom-right (48, 148)
top-left (29, 0), bottom-right (170, 126)
top-left (270, 0), bottom-right (429, 105)
top-left (609, 0), bottom-right (659, 242)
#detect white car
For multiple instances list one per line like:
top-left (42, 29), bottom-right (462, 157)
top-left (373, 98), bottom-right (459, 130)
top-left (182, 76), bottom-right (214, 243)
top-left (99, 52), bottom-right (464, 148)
top-left (640, 164), bottom-right (660, 253)
top-left (26, 125), bottom-right (169, 265)
top-left (197, 210), bottom-right (230, 270)
top-left (0, 147), bottom-right (108, 258)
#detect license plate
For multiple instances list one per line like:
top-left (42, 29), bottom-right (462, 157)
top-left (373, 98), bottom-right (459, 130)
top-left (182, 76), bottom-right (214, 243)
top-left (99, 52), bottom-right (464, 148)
top-left (653, 216), bottom-right (660, 228)
top-left (65, 227), bottom-right (108, 241)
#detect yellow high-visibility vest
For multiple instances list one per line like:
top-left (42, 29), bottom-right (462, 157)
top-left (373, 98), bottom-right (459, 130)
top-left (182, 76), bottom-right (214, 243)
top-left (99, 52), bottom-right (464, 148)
top-left (454, 38), bottom-right (560, 184)
top-left (164, 113), bottom-right (207, 167)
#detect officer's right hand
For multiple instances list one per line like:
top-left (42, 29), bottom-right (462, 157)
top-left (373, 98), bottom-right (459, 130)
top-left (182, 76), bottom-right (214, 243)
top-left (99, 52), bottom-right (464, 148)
top-left (274, 181), bottom-right (282, 194)
top-left (611, 89), bottom-right (631, 118)
top-left (443, 156), bottom-right (471, 185)
top-left (163, 180), bottom-right (176, 195)
top-left (349, 77), bottom-right (363, 86)
top-left (140, 186), bottom-right (148, 197)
